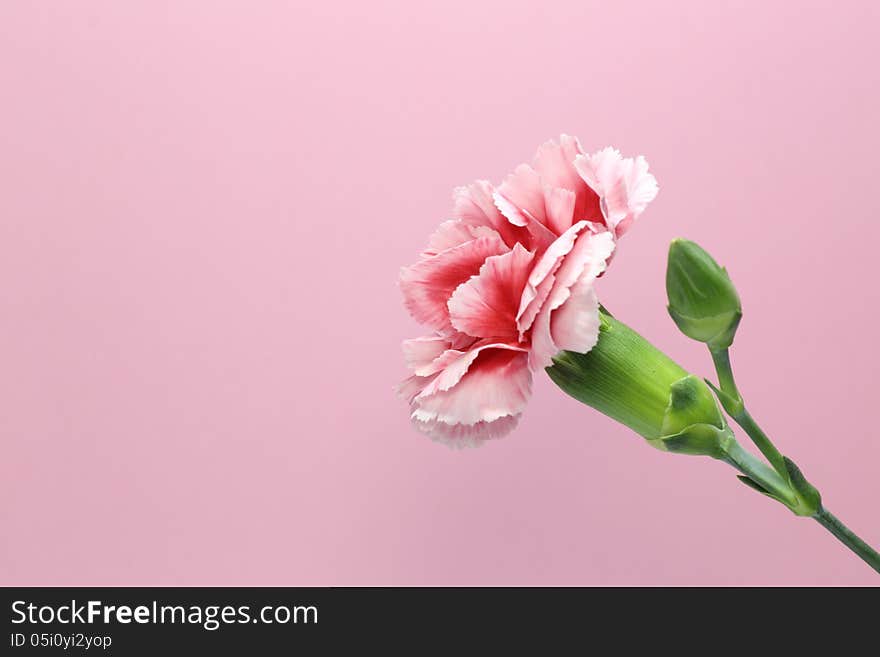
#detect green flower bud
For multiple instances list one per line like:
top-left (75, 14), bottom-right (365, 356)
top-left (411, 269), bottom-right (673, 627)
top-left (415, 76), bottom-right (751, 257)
top-left (547, 311), bottom-right (732, 458)
top-left (666, 239), bottom-right (742, 350)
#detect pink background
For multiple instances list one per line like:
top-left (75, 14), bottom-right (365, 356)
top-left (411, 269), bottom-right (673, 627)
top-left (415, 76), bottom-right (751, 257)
top-left (1, 1), bottom-right (878, 586)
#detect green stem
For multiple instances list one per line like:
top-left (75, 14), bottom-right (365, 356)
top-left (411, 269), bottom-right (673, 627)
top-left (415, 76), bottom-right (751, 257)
top-left (713, 347), bottom-right (880, 575)
top-left (710, 348), bottom-right (788, 478)
top-left (730, 407), bottom-right (789, 481)
top-left (710, 347), bottom-right (741, 403)
top-left (814, 508), bottom-right (880, 574)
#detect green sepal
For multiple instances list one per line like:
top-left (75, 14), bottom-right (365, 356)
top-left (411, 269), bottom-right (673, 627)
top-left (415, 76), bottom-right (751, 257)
top-left (736, 475), bottom-right (790, 505)
top-left (649, 372), bottom-right (733, 457)
top-left (650, 423), bottom-right (732, 458)
top-left (661, 375), bottom-right (725, 436)
top-left (667, 306), bottom-right (742, 351)
top-left (704, 378), bottom-right (744, 417)
top-left (783, 456), bottom-right (822, 517)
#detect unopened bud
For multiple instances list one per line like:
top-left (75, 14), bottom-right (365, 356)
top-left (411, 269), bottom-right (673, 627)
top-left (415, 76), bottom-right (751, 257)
top-left (666, 239), bottom-right (742, 350)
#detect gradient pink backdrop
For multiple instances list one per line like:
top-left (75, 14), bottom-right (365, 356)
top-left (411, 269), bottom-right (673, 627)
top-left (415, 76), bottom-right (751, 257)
top-left (1, 1), bottom-right (878, 585)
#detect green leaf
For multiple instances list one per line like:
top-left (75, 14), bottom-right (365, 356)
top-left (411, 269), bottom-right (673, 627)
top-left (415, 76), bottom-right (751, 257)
top-left (736, 475), bottom-right (788, 505)
top-left (704, 378), bottom-right (744, 417)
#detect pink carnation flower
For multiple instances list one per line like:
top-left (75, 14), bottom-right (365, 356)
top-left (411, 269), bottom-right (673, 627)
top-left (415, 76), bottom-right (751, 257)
top-left (399, 135), bottom-right (658, 447)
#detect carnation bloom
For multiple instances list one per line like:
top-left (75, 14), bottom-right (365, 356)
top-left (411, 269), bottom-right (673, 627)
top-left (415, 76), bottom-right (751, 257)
top-left (399, 135), bottom-right (658, 446)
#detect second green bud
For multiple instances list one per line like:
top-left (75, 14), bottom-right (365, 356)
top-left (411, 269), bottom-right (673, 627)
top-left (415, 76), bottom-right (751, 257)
top-left (666, 238), bottom-right (742, 350)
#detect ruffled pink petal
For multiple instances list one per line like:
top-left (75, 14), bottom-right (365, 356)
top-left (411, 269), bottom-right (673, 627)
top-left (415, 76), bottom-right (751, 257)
top-left (552, 227), bottom-right (615, 294)
top-left (400, 234), bottom-right (508, 334)
top-left (533, 135), bottom-right (603, 227)
top-left (515, 220), bottom-right (590, 337)
top-left (397, 373), bottom-right (435, 404)
top-left (496, 164), bottom-right (546, 227)
top-left (529, 230), bottom-right (615, 369)
top-left (411, 344), bottom-right (532, 427)
top-left (550, 276), bottom-right (601, 353)
top-left (492, 191), bottom-right (556, 253)
top-left (414, 346), bottom-right (481, 397)
top-left (422, 220), bottom-right (500, 257)
top-left (402, 336), bottom-right (451, 373)
top-left (530, 282), bottom-right (602, 370)
top-left (453, 180), bottom-right (526, 248)
top-left (412, 414), bottom-right (521, 449)
top-left (543, 186), bottom-right (576, 236)
top-left (447, 243), bottom-right (534, 340)
top-left (397, 343), bottom-right (481, 402)
top-left (415, 336), bottom-right (524, 400)
top-left (616, 155), bottom-right (659, 235)
top-left (490, 188), bottom-right (527, 227)
top-left (518, 273), bottom-right (555, 340)
top-left (574, 148), bottom-right (658, 237)
top-left (533, 135), bottom-right (585, 191)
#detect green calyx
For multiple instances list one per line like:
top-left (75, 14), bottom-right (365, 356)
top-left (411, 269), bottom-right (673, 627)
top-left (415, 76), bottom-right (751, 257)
top-left (666, 239), bottom-right (742, 350)
top-left (547, 311), bottom-right (731, 458)
top-left (546, 307), bottom-right (821, 515)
